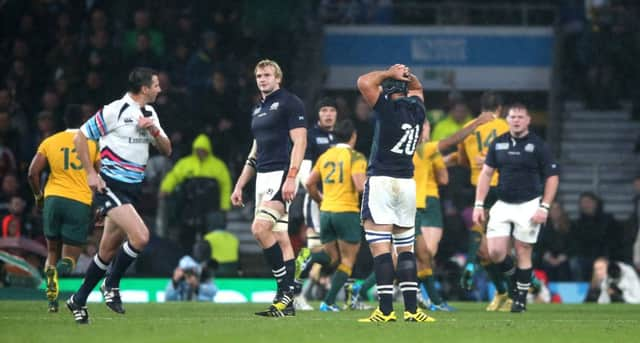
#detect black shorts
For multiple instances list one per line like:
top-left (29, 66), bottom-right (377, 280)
top-left (95, 174), bottom-right (142, 216)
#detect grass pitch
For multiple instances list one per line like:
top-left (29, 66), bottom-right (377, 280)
top-left (0, 301), bottom-right (638, 343)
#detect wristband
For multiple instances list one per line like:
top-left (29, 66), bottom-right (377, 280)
top-left (149, 127), bottom-right (160, 137)
top-left (246, 157), bottom-right (257, 169)
top-left (287, 166), bottom-right (299, 179)
top-left (540, 202), bottom-right (550, 210)
top-left (474, 201), bottom-right (484, 208)
top-left (538, 206), bottom-right (549, 214)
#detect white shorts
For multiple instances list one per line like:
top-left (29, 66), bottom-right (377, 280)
top-left (486, 197), bottom-right (542, 244)
top-left (361, 176), bottom-right (416, 228)
top-left (255, 171), bottom-right (293, 232)
top-left (303, 193), bottom-right (320, 231)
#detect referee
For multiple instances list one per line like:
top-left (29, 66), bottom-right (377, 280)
top-left (472, 103), bottom-right (559, 313)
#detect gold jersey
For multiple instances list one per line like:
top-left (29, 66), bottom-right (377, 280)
top-left (413, 141), bottom-right (445, 208)
top-left (459, 118), bottom-right (509, 186)
top-left (37, 130), bottom-right (99, 205)
top-left (313, 145), bottom-right (367, 212)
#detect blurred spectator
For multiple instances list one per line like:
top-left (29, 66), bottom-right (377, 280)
top-left (0, 111), bottom-right (21, 169)
top-left (165, 241), bottom-right (217, 302)
top-left (569, 192), bottom-right (624, 281)
top-left (0, 87), bottom-right (28, 137)
top-left (75, 70), bottom-right (110, 106)
top-left (45, 32), bottom-right (83, 90)
top-left (185, 30), bottom-right (219, 95)
top-left (164, 42), bottom-right (192, 89)
top-left (154, 72), bottom-right (192, 160)
top-left (81, 29), bottom-right (122, 81)
top-left (167, 11), bottom-right (198, 50)
top-left (586, 257), bottom-right (640, 304)
top-left (159, 134), bottom-right (232, 250)
top-left (204, 229), bottom-right (240, 277)
top-left (123, 9), bottom-right (165, 57)
top-left (5, 59), bottom-right (35, 107)
top-left (125, 31), bottom-right (163, 70)
top-left (432, 100), bottom-right (473, 141)
top-left (537, 202), bottom-right (572, 281)
top-left (31, 111), bottom-right (56, 150)
top-left (1, 195), bottom-right (27, 238)
top-left (200, 70), bottom-right (239, 162)
top-left (352, 96), bottom-right (374, 157)
top-left (0, 173), bottom-right (21, 217)
top-left (40, 89), bottom-right (63, 121)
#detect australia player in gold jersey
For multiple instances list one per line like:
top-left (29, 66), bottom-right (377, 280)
top-left (456, 91), bottom-right (513, 311)
top-left (413, 112), bottom-right (494, 311)
top-left (305, 119), bottom-right (367, 311)
top-left (27, 105), bottom-right (100, 312)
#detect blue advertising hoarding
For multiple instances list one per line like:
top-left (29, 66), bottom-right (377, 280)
top-left (324, 26), bottom-right (554, 90)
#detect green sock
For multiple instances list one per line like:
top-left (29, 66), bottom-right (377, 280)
top-left (324, 268), bottom-right (350, 305)
top-left (531, 273), bottom-right (542, 290)
top-left (420, 275), bottom-right (443, 305)
top-left (467, 231), bottom-right (483, 265)
top-left (55, 257), bottom-right (75, 275)
top-left (359, 272), bottom-right (377, 299)
top-left (486, 263), bottom-right (508, 294)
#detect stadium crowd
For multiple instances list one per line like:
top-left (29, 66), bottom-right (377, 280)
top-left (1, 1), bottom-right (639, 306)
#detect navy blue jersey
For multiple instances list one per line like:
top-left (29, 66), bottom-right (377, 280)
top-left (251, 89), bottom-right (306, 172)
top-left (485, 132), bottom-right (559, 203)
top-left (304, 124), bottom-right (334, 163)
top-left (367, 94), bottom-right (426, 178)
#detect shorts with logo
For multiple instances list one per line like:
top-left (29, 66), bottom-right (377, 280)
top-left (43, 196), bottom-right (92, 246)
top-left (94, 174), bottom-right (141, 216)
top-left (486, 197), bottom-right (542, 244)
top-left (320, 211), bottom-right (362, 244)
top-left (415, 196), bottom-right (443, 235)
top-left (361, 176), bottom-right (416, 228)
top-left (255, 170), bottom-right (295, 232)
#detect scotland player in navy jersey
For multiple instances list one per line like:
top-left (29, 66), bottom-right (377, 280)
top-left (66, 67), bottom-right (172, 324)
top-left (473, 103), bottom-right (559, 313)
top-left (231, 59), bottom-right (307, 317)
top-left (293, 97), bottom-right (337, 310)
top-left (357, 64), bottom-right (433, 323)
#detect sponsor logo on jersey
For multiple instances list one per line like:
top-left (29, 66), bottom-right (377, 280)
top-left (524, 143), bottom-right (535, 152)
top-left (124, 118), bottom-right (134, 123)
top-left (129, 137), bottom-right (152, 144)
top-left (496, 143), bottom-right (509, 150)
top-left (316, 137), bottom-right (330, 144)
top-left (270, 102), bottom-right (280, 110)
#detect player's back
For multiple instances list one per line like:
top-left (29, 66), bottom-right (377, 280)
top-left (368, 95), bottom-right (425, 178)
top-left (38, 130), bottom-right (99, 205)
top-left (315, 145), bottom-right (367, 213)
top-left (461, 118), bottom-right (509, 185)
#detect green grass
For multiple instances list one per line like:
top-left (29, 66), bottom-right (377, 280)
top-left (0, 301), bottom-right (638, 343)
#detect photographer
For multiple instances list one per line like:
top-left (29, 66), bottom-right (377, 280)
top-left (165, 241), bottom-right (218, 301)
top-left (587, 257), bottom-right (640, 304)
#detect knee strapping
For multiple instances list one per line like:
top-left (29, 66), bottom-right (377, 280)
top-left (255, 207), bottom-right (280, 225)
top-left (365, 230), bottom-right (392, 245)
top-left (393, 228), bottom-right (415, 249)
top-left (274, 213), bottom-right (288, 232)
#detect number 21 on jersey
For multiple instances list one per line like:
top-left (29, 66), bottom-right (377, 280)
top-left (391, 123), bottom-right (420, 155)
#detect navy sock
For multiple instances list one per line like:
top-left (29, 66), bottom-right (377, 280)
top-left (263, 243), bottom-right (286, 292)
top-left (496, 255), bottom-right (516, 297)
top-left (74, 254), bottom-right (109, 305)
top-left (397, 251), bottom-right (418, 313)
top-left (283, 259), bottom-right (295, 292)
top-left (373, 253), bottom-right (395, 315)
top-left (515, 267), bottom-right (532, 300)
top-left (105, 241), bottom-right (140, 289)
